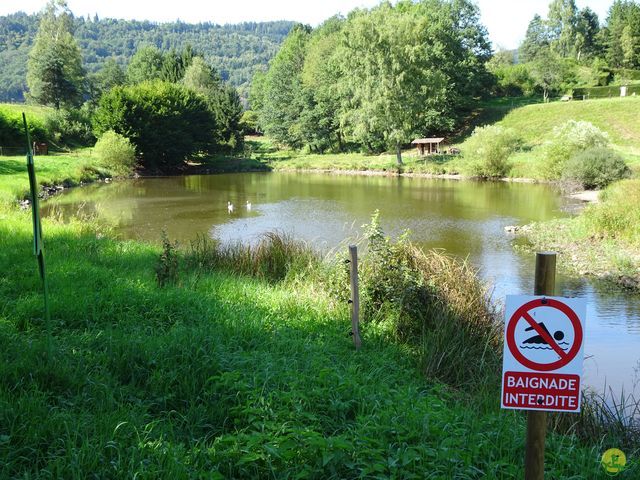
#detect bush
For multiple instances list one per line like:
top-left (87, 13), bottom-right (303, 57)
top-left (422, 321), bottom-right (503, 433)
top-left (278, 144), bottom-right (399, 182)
top-left (358, 212), bottom-right (501, 388)
top-left (562, 147), bottom-right (631, 190)
top-left (0, 107), bottom-right (48, 147)
top-left (583, 179), bottom-right (640, 244)
top-left (93, 81), bottom-right (217, 172)
top-left (541, 120), bottom-right (610, 180)
top-left (43, 104), bottom-right (95, 147)
top-left (94, 130), bottom-right (137, 176)
top-left (463, 125), bottom-right (521, 178)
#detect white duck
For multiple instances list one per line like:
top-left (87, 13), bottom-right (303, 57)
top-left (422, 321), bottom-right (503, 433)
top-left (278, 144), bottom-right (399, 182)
top-left (227, 201), bottom-right (234, 214)
top-left (246, 200), bottom-right (252, 211)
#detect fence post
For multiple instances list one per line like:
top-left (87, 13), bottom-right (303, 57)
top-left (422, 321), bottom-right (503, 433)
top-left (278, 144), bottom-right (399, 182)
top-left (348, 245), bottom-right (362, 350)
top-left (525, 252), bottom-right (556, 480)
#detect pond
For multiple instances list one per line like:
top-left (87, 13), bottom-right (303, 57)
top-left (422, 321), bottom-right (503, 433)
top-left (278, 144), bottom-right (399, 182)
top-left (43, 172), bottom-right (640, 403)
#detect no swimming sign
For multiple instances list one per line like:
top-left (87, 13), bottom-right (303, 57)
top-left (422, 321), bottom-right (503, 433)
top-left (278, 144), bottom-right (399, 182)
top-left (501, 295), bottom-right (587, 412)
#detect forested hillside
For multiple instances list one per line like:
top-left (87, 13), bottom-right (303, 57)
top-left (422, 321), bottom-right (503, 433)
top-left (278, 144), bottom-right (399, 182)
top-left (0, 12), bottom-right (294, 101)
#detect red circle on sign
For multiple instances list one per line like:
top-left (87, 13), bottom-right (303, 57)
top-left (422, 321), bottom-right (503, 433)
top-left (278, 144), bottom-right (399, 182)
top-left (506, 298), bottom-right (583, 371)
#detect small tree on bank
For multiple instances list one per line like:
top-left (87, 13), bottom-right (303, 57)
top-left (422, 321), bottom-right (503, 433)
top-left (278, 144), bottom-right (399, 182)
top-left (27, 0), bottom-right (85, 109)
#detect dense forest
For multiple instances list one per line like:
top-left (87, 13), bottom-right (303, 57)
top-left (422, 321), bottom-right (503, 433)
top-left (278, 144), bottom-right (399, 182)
top-left (0, 12), bottom-right (294, 102)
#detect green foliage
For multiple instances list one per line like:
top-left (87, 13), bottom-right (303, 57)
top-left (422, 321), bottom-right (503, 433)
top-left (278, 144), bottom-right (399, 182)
top-left (93, 81), bottom-right (216, 171)
top-left (585, 179), bottom-right (640, 244)
top-left (463, 125), bottom-right (521, 178)
top-left (258, 24), bottom-right (311, 149)
top-left (0, 105), bottom-right (48, 146)
top-left (0, 12), bottom-right (294, 102)
top-left (541, 120), bottom-right (610, 179)
top-left (43, 103), bottom-right (95, 147)
top-left (155, 231), bottom-right (179, 287)
top-left (93, 130), bottom-right (136, 176)
top-left (358, 212), bottom-right (501, 388)
top-left (562, 147), bottom-right (631, 189)
top-left (126, 45), bottom-right (165, 84)
top-left (606, 0), bottom-right (640, 69)
top-left (488, 63), bottom-right (536, 96)
top-left (181, 57), bottom-right (244, 151)
top-left (255, 0), bottom-right (493, 158)
top-left (88, 57), bottom-right (125, 99)
top-left (26, 0), bottom-right (85, 109)
top-left (188, 232), bottom-right (318, 283)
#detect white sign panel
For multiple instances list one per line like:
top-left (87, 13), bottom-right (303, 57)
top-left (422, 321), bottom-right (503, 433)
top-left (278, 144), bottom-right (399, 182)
top-left (501, 295), bottom-right (587, 412)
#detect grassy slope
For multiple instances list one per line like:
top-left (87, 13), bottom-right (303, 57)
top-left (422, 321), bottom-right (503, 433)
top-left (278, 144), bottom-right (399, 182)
top-left (0, 150), bottom-right (105, 206)
top-left (0, 140), bottom-right (618, 477)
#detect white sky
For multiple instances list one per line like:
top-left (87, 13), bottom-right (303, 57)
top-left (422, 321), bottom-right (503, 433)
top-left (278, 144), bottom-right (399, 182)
top-left (0, 0), bottom-right (614, 50)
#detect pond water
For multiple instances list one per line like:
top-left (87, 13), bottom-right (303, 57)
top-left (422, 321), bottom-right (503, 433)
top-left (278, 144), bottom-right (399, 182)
top-left (43, 172), bottom-right (640, 403)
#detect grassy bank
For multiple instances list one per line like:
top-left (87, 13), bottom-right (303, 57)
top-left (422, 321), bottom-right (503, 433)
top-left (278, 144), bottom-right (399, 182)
top-left (1, 152), bottom-right (634, 476)
top-left (520, 179), bottom-right (640, 291)
top-left (218, 97), bottom-right (640, 180)
top-left (0, 150), bottom-right (108, 207)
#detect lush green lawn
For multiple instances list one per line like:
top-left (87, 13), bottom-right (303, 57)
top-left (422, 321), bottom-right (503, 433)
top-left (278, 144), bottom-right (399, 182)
top-left (0, 135), bottom-right (627, 477)
top-left (0, 150), bottom-right (106, 207)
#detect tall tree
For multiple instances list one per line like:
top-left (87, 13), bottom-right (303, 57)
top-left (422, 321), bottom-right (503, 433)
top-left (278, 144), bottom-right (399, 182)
top-left (605, 0), bottom-right (640, 68)
top-left (126, 45), bottom-right (164, 84)
top-left (26, 0), bottom-right (85, 109)
top-left (575, 7), bottom-right (601, 61)
top-left (547, 0), bottom-right (578, 57)
top-left (258, 24), bottom-right (310, 148)
top-left (520, 14), bottom-right (550, 62)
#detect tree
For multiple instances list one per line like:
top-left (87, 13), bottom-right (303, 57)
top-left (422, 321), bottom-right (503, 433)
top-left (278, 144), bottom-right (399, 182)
top-left (520, 14), bottom-right (550, 62)
top-left (126, 45), bottom-right (164, 84)
top-left (336, 0), bottom-right (490, 164)
top-left (605, 0), bottom-right (640, 68)
top-left (258, 24), bottom-right (310, 148)
top-left (530, 49), bottom-right (566, 101)
top-left (547, 0), bottom-right (578, 58)
top-left (26, 0), bottom-right (85, 109)
top-left (182, 56), bottom-right (244, 150)
top-left (93, 81), bottom-right (217, 171)
top-left (575, 8), bottom-right (601, 61)
top-left (90, 57), bottom-right (125, 99)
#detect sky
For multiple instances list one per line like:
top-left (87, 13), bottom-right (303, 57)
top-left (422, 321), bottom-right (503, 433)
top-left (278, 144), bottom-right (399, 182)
top-left (0, 0), bottom-right (615, 50)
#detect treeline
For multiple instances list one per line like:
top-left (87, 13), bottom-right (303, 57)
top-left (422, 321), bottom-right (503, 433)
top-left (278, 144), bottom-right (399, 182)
top-left (1, 1), bottom-right (248, 174)
top-left (250, 0), bottom-right (492, 163)
top-left (0, 11), bottom-right (294, 101)
top-left (490, 0), bottom-right (640, 99)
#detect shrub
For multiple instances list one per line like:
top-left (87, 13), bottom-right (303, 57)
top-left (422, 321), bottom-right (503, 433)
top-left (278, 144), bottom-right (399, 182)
top-left (93, 81), bottom-right (217, 172)
top-left (43, 104), bottom-right (95, 148)
top-left (583, 179), bottom-right (640, 244)
top-left (463, 125), bottom-right (521, 178)
top-left (562, 147), bottom-right (631, 190)
top-left (155, 231), bottom-right (179, 287)
top-left (541, 120), bottom-right (610, 180)
top-left (94, 130), bottom-right (137, 176)
top-left (358, 212), bottom-right (501, 388)
top-left (0, 107), bottom-right (48, 147)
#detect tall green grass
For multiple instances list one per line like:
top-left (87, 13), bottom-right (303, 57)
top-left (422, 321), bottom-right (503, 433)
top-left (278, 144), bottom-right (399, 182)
top-left (0, 155), bottom-right (637, 476)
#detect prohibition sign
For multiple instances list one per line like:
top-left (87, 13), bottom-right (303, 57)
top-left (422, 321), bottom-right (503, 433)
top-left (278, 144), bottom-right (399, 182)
top-left (506, 298), bottom-right (583, 372)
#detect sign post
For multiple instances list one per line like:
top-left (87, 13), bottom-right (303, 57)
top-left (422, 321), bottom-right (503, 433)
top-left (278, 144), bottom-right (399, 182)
top-left (23, 113), bottom-right (52, 359)
top-left (501, 253), bottom-right (587, 479)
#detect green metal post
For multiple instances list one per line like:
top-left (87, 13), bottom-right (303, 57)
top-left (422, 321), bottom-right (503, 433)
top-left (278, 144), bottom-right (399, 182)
top-left (23, 113), bottom-right (51, 359)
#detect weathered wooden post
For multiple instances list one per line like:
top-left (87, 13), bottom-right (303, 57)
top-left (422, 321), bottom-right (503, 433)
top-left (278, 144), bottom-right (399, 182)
top-left (525, 252), bottom-right (556, 480)
top-left (348, 245), bottom-right (362, 350)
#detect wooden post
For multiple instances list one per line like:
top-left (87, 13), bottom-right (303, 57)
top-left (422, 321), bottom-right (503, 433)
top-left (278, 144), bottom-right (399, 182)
top-left (348, 245), bottom-right (362, 350)
top-left (525, 252), bottom-right (556, 480)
